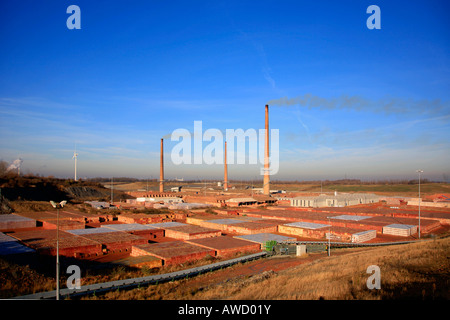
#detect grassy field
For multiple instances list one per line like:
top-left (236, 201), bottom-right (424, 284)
top-left (105, 180), bottom-right (450, 197)
top-left (269, 182), bottom-right (450, 196)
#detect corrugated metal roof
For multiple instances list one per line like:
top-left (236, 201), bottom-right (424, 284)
top-left (208, 218), bottom-right (245, 225)
top-left (0, 214), bottom-right (35, 223)
top-left (0, 232), bottom-right (35, 255)
top-left (331, 215), bottom-right (372, 221)
top-left (148, 222), bottom-right (188, 229)
top-left (235, 233), bottom-right (295, 244)
top-left (67, 227), bottom-right (120, 235)
top-left (383, 223), bottom-right (416, 229)
top-left (284, 221), bottom-right (330, 229)
top-left (101, 223), bottom-right (158, 231)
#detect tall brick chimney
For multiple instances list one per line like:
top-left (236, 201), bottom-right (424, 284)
top-left (160, 138), bottom-right (164, 193)
top-left (224, 141), bottom-right (228, 191)
top-left (263, 104), bottom-right (270, 195)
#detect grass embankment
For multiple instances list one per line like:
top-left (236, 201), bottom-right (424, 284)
top-left (193, 237), bottom-right (450, 300)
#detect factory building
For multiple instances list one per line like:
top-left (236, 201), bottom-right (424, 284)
top-left (289, 193), bottom-right (379, 208)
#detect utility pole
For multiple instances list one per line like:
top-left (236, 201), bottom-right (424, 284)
top-left (416, 170), bottom-right (423, 239)
top-left (111, 177), bottom-right (114, 205)
top-left (327, 217), bottom-right (331, 257)
top-left (50, 200), bottom-right (67, 300)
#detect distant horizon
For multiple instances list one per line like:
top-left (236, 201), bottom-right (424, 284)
top-left (5, 171), bottom-right (444, 184)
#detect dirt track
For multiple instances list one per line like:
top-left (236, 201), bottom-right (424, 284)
top-left (177, 251), bottom-right (335, 293)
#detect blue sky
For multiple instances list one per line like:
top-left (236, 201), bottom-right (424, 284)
top-left (1, 0), bottom-right (449, 181)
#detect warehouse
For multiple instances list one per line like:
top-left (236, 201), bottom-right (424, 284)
top-left (290, 193), bottom-right (379, 208)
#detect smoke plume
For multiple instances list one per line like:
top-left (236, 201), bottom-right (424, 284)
top-left (267, 94), bottom-right (449, 116)
top-left (7, 158), bottom-right (23, 171)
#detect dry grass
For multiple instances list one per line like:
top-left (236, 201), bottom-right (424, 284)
top-left (0, 259), bottom-right (55, 298)
top-left (192, 237), bottom-right (450, 300)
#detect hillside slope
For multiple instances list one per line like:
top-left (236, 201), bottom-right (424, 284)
top-left (191, 237), bottom-right (449, 300)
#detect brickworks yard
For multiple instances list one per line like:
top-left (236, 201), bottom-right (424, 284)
top-left (1, 190), bottom-right (450, 300)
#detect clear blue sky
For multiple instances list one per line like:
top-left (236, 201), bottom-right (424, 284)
top-left (1, 0), bottom-right (449, 181)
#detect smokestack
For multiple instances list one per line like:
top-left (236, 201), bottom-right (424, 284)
top-left (263, 104), bottom-right (270, 195)
top-left (160, 138), bottom-right (164, 193)
top-left (224, 141), bottom-right (228, 191)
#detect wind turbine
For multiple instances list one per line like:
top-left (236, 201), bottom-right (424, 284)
top-left (72, 147), bottom-right (78, 181)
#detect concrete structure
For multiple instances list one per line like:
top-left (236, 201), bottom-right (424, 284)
top-left (296, 244), bottom-right (307, 256)
top-left (131, 241), bottom-right (216, 266)
top-left (290, 193), bottom-right (380, 208)
top-left (0, 214), bottom-right (36, 231)
top-left (187, 236), bottom-right (261, 258)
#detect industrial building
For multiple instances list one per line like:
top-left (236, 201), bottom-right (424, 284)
top-left (289, 193), bottom-right (380, 208)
